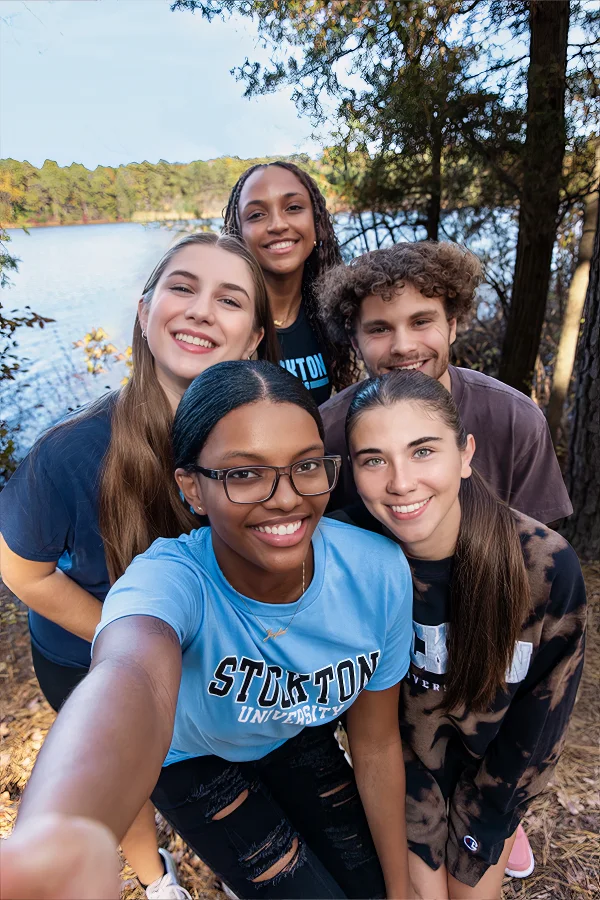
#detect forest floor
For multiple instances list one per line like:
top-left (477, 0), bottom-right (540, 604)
top-left (1, 566), bottom-right (598, 900)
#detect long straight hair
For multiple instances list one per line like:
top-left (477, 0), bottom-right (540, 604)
top-left (99, 233), bottom-right (279, 583)
top-left (222, 161), bottom-right (361, 390)
top-left (346, 371), bottom-right (531, 712)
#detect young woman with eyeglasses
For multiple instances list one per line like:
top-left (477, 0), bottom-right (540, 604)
top-left (5, 361), bottom-right (413, 900)
top-left (0, 233), bottom-right (279, 899)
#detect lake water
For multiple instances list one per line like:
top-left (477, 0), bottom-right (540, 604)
top-left (0, 215), bottom-right (454, 457)
top-left (1, 222), bottom-right (212, 454)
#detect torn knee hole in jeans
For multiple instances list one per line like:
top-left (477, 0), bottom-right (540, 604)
top-left (240, 819), bottom-right (305, 885)
top-left (325, 824), bottom-right (376, 870)
top-left (190, 764), bottom-right (251, 822)
top-left (211, 788), bottom-right (249, 821)
top-left (319, 780), bottom-right (357, 808)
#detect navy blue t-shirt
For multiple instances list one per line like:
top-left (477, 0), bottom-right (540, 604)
top-left (0, 396), bottom-right (115, 667)
top-left (276, 304), bottom-right (332, 405)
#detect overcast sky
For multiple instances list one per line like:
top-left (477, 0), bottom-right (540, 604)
top-left (0, 0), bottom-right (326, 168)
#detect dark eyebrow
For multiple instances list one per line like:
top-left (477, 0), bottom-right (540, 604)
top-left (354, 437), bottom-right (442, 457)
top-left (408, 436), bottom-right (443, 448)
top-left (410, 308), bottom-right (440, 320)
top-left (242, 191), bottom-right (305, 210)
top-left (360, 318), bottom-right (391, 329)
top-left (220, 444), bottom-right (323, 463)
top-left (354, 447), bottom-right (384, 458)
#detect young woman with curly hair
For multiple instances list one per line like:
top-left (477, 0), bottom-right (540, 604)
top-left (223, 161), bottom-right (359, 401)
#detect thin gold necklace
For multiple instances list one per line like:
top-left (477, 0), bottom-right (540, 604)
top-left (273, 299), bottom-right (301, 328)
top-left (239, 561), bottom-right (306, 642)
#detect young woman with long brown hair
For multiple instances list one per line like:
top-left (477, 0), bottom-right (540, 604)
top-left (341, 370), bottom-right (586, 900)
top-left (223, 161), bottom-right (360, 402)
top-left (0, 232), bottom-right (278, 899)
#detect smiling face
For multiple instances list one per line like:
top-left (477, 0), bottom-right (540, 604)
top-left (349, 400), bottom-right (475, 560)
top-left (138, 244), bottom-right (264, 401)
top-left (176, 400), bottom-right (329, 591)
top-left (352, 284), bottom-right (457, 389)
top-left (238, 166), bottom-right (317, 277)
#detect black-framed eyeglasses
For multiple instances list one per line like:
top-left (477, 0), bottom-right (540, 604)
top-left (185, 456), bottom-right (342, 504)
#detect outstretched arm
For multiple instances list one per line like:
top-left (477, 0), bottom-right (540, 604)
top-left (16, 615), bottom-right (182, 842)
top-left (347, 683), bottom-right (410, 900)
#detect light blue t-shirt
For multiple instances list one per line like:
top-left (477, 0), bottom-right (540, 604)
top-left (94, 518), bottom-right (412, 765)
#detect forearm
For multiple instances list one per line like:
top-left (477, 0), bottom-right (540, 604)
top-left (16, 657), bottom-right (174, 841)
top-left (350, 737), bottom-right (410, 899)
top-left (8, 567), bottom-right (103, 642)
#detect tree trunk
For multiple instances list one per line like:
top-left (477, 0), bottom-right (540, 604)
top-left (547, 142), bottom-right (600, 444)
top-left (561, 202), bottom-right (600, 561)
top-left (498, 1), bottom-right (570, 395)
top-left (426, 122), bottom-right (442, 241)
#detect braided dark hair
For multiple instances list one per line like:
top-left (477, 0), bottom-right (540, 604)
top-left (222, 161), bottom-right (361, 391)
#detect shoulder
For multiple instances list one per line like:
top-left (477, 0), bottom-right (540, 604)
top-left (319, 381), bottom-right (363, 423)
top-left (111, 529), bottom-right (211, 602)
top-left (137, 528), bottom-right (210, 571)
top-left (30, 393), bottom-right (115, 469)
top-left (452, 367), bottom-right (546, 427)
top-left (318, 517), bottom-right (410, 575)
top-left (514, 512), bottom-right (584, 610)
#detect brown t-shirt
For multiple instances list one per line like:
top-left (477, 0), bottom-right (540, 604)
top-left (319, 366), bottom-right (572, 523)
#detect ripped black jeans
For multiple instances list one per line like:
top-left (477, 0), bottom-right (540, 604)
top-left (151, 725), bottom-right (385, 899)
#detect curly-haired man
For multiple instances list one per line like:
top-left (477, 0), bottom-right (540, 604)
top-left (317, 241), bottom-right (571, 525)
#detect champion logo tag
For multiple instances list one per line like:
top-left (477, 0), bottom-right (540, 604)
top-left (463, 835), bottom-right (479, 853)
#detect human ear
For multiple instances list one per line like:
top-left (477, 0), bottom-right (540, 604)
top-left (460, 434), bottom-right (476, 479)
top-left (175, 469), bottom-right (205, 515)
top-left (350, 333), bottom-right (363, 361)
top-left (245, 326), bottom-right (264, 360)
top-left (138, 299), bottom-right (149, 334)
top-left (448, 317), bottom-right (457, 346)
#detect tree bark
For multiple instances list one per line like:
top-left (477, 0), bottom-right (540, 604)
top-left (426, 121), bottom-right (442, 241)
top-left (561, 201), bottom-right (600, 561)
top-left (547, 142), bottom-right (600, 444)
top-left (499, 1), bottom-right (570, 395)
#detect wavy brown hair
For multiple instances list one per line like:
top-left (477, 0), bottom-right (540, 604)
top-left (346, 370), bottom-right (531, 712)
top-left (99, 232), bottom-right (279, 583)
top-left (222, 161), bottom-right (361, 390)
top-left (318, 240), bottom-right (483, 349)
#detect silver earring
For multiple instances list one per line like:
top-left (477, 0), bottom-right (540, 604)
top-left (196, 506), bottom-right (203, 513)
top-left (141, 329), bottom-right (147, 340)
top-left (314, 240), bottom-right (317, 247)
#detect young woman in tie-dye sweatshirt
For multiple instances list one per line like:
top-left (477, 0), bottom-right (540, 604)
top-left (342, 370), bottom-right (586, 900)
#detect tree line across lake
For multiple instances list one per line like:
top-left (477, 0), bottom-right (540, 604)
top-left (0, 155), bottom-right (330, 227)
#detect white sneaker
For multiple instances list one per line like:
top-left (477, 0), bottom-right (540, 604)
top-left (220, 882), bottom-right (240, 900)
top-left (145, 848), bottom-right (192, 900)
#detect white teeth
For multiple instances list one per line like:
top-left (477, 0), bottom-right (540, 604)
top-left (253, 520), bottom-right (302, 535)
top-left (267, 240), bottom-right (295, 250)
top-left (174, 332), bottom-right (216, 348)
top-left (400, 362), bottom-right (423, 370)
top-left (391, 498), bottom-right (431, 514)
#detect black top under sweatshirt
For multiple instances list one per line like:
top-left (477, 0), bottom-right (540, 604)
top-left (328, 504), bottom-right (586, 887)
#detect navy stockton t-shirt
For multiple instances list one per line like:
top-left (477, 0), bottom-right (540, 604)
top-left (276, 304), bottom-right (332, 406)
top-left (0, 396), bottom-right (115, 667)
